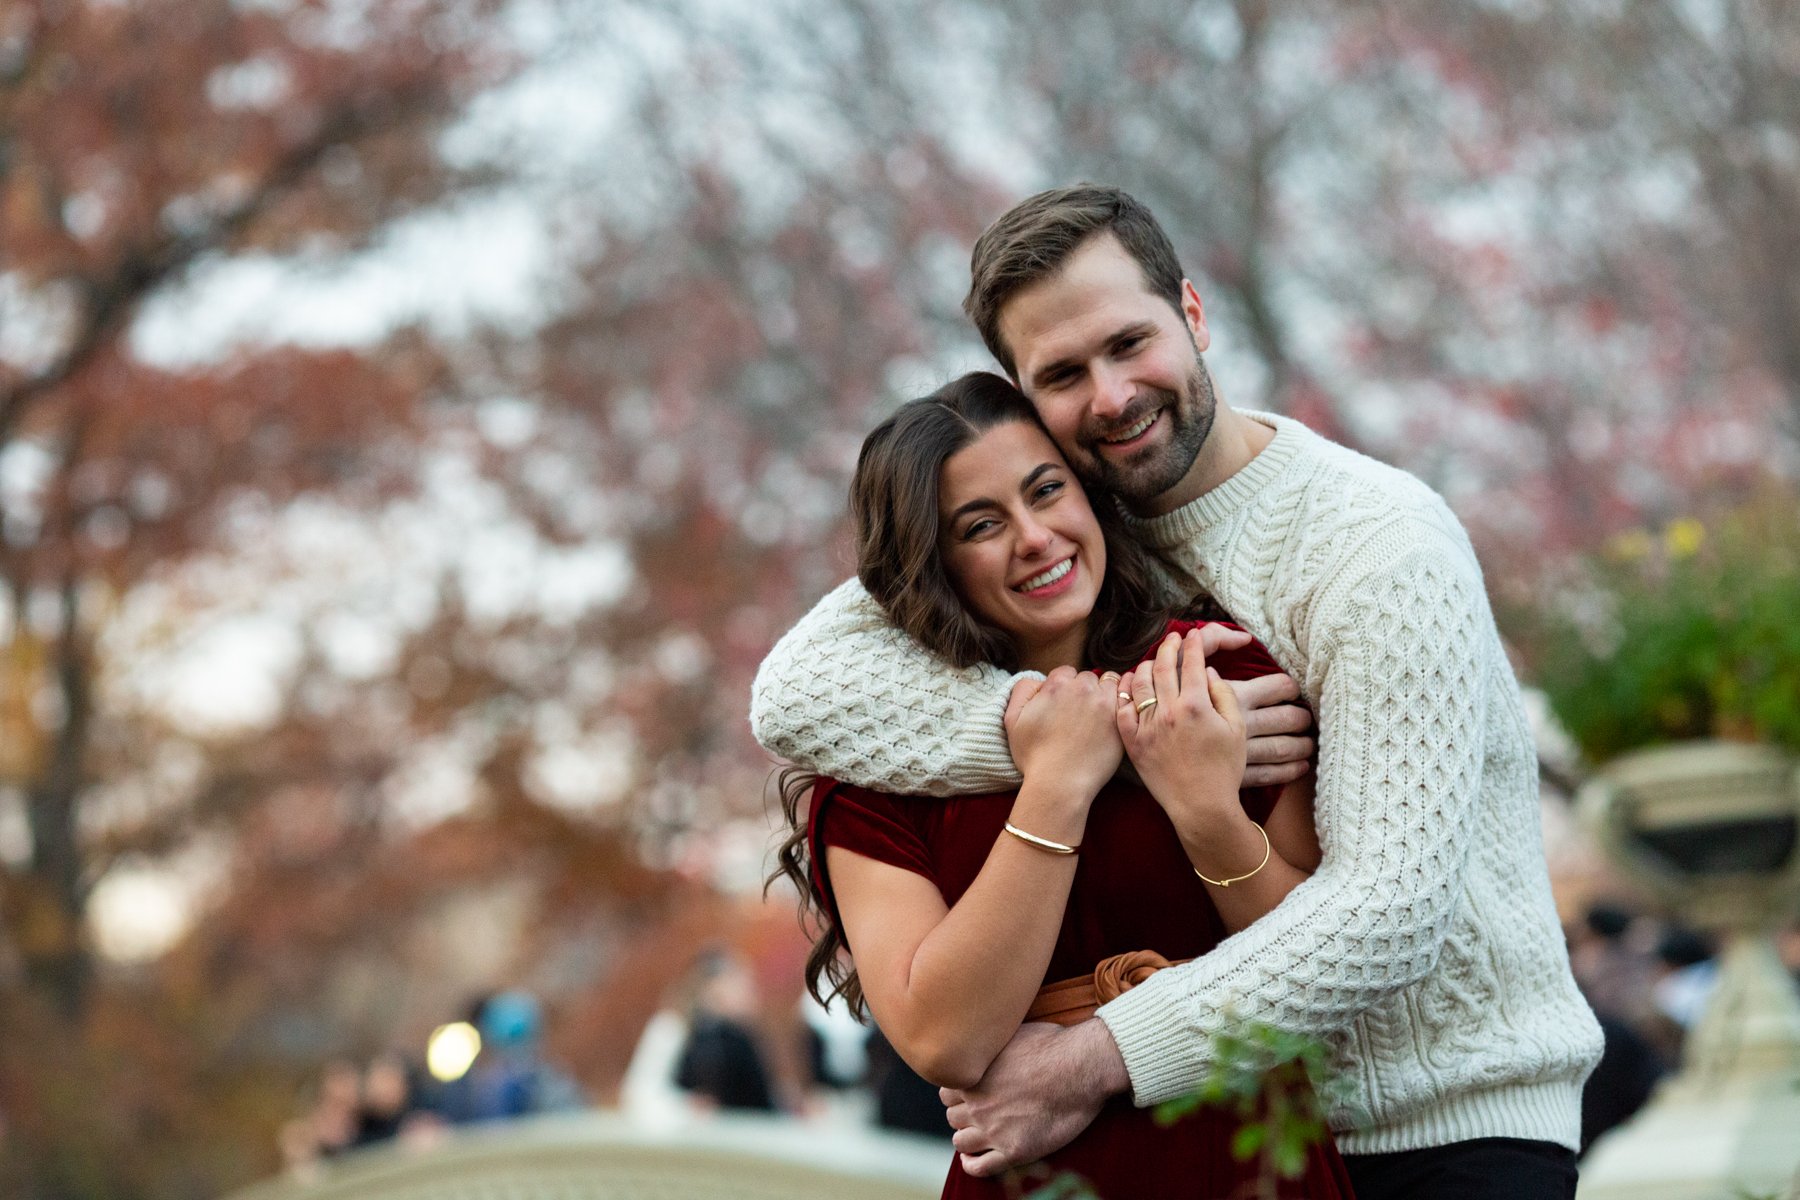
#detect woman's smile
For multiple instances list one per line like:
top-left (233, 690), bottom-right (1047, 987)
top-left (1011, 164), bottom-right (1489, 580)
top-left (1012, 554), bottom-right (1078, 597)
top-left (938, 419), bottom-right (1106, 673)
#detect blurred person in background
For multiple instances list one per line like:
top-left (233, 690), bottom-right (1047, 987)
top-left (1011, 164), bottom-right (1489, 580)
top-left (1578, 1013), bottom-right (1664, 1157)
top-left (277, 1058), bottom-right (363, 1177)
top-left (1651, 925), bottom-right (1719, 1050)
top-left (438, 990), bottom-right (585, 1123)
top-left (864, 1026), bottom-right (954, 1141)
top-left (1568, 902), bottom-right (1661, 1031)
top-left (1566, 902), bottom-right (1667, 1155)
top-left (352, 1051), bottom-right (445, 1149)
top-left (309, 1059), bottom-right (362, 1159)
top-left (799, 987), bottom-right (873, 1124)
top-left (674, 949), bottom-right (780, 1113)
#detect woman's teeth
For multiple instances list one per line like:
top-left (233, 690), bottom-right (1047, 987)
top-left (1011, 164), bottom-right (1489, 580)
top-left (1103, 412), bottom-right (1157, 444)
top-left (1017, 558), bottom-right (1073, 592)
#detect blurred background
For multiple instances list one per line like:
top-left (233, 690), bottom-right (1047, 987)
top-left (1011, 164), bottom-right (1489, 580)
top-left (1, 0), bottom-right (1797, 1196)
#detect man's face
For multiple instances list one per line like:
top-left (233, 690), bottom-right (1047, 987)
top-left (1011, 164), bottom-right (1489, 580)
top-left (997, 233), bottom-right (1217, 513)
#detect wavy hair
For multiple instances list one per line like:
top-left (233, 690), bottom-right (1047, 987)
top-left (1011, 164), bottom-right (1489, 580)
top-left (770, 371), bottom-right (1177, 1017)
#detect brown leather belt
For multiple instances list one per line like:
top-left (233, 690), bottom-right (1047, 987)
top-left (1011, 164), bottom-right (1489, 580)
top-left (1025, 950), bottom-right (1191, 1026)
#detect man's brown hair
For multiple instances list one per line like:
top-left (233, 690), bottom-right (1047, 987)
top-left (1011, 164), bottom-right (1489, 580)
top-left (964, 184), bottom-right (1187, 380)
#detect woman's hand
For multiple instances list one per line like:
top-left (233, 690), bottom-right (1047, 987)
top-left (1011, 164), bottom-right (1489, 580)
top-left (1115, 630), bottom-right (1247, 831)
top-left (1005, 667), bottom-right (1124, 801)
top-left (1170, 624), bottom-right (1314, 788)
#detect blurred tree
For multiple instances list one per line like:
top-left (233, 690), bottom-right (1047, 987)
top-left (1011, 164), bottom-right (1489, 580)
top-left (557, 0), bottom-right (1800, 864)
top-left (1001, 0), bottom-right (1350, 423)
top-left (0, 2), bottom-right (1001, 1188)
top-left (440, 0), bottom-right (1009, 850)
top-left (0, 0), bottom-right (506, 1195)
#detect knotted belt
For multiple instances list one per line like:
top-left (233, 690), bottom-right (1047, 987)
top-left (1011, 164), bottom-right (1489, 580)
top-left (1024, 950), bottom-right (1192, 1027)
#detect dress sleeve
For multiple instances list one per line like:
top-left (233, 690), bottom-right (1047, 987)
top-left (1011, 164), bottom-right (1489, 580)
top-left (806, 779), bottom-right (938, 944)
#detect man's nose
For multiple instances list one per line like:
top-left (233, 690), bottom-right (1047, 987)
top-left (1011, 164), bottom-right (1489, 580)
top-left (1090, 363), bottom-right (1133, 421)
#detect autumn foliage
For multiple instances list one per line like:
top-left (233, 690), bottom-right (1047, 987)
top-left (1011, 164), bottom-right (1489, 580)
top-left (1, 1), bottom-right (1796, 1197)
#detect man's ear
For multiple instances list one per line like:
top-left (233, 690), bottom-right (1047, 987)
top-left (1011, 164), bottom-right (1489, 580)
top-left (1181, 279), bottom-right (1211, 353)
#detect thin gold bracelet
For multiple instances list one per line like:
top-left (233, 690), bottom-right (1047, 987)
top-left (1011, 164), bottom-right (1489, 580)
top-left (1003, 822), bottom-right (1078, 855)
top-left (1195, 822), bottom-right (1271, 887)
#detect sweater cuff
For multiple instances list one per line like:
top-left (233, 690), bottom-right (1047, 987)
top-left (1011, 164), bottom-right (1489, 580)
top-left (1095, 969), bottom-right (1216, 1106)
top-left (945, 706), bottom-right (1023, 792)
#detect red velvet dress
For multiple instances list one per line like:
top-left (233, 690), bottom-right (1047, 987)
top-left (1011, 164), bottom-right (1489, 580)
top-left (809, 621), bottom-right (1355, 1200)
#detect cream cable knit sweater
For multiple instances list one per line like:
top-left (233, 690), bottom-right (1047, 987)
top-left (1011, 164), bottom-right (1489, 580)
top-left (750, 413), bottom-right (1602, 1154)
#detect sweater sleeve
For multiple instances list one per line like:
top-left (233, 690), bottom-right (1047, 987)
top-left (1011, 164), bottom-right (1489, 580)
top-left (748, 578), bottom-right (1025, 795)
top-left (1096, 532), bottom-right (1492, 1105)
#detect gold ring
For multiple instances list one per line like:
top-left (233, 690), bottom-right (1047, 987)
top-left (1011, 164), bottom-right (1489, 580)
top-left (1135, 697), bottom-right (1159, 713)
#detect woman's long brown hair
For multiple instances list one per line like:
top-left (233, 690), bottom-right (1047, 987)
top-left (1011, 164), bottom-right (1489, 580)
top-left (769, 372), bottom-right (1178, 1017)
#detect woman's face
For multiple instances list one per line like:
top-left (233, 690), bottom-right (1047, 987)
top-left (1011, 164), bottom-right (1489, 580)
top-left (938, 419), bottom-right (1106, 672)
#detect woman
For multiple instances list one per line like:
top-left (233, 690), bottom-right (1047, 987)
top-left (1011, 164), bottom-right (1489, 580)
top-left (771, 372), bottom-right (1351, 1198)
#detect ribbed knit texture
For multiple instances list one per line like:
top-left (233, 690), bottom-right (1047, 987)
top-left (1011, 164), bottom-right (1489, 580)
top-left (750, 413), bottom-right (1603, 1153)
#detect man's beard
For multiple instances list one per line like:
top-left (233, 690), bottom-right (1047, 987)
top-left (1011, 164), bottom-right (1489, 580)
top-left (1075, 357), bottom-right (1217, 508)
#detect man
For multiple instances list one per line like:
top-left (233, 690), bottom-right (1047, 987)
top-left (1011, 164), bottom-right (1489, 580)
top-left (751, 185), bottom-right (1602, 1199)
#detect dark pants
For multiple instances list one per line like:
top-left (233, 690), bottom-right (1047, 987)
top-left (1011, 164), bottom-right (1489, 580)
top-left (1343, 1138), bottom-right (1577, 1200)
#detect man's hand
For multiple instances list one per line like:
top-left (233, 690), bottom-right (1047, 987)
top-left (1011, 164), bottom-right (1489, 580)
top-left (1229, 672), bottom-right (1314, 788)
top-left (938, 1019), bottom-right (1129, 1177)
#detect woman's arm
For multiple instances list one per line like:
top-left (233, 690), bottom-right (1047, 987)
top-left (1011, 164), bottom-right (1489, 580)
top-left (1180, 773), bottom-right (1317, 933)
top-left (1119, 630), bottom-right (1319, 934)
top-left (827, 668), bottom-right (1120, 1089)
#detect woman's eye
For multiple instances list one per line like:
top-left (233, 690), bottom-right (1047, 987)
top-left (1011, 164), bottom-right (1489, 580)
top-left (962, 518), bottom-right (996, 539)
top-left (1033, 480), bottom-right (1064, 502)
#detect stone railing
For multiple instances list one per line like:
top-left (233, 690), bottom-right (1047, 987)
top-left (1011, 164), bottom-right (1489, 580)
top-left (223, 1111), bottom-right (950, 1200)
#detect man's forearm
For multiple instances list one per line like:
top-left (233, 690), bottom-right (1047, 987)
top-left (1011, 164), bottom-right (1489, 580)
top-left (750, 579), bottom-right (1022, 794)
top-left (943, 1019), bottom-right (1133, 1178)
top-left (1070, 1016), bottom-right (1132, 1099)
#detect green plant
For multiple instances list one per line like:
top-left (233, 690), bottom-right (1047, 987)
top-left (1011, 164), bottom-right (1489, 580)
top-left (1153, 1021), bottom-right (1344, 1198)
top-left (1012, 1166), bottom-right (1104, 1200)
top-left (1022, 1020), bottom-right (1343, 1200)
top-left (1523, 494), bottom-right (1800, 760)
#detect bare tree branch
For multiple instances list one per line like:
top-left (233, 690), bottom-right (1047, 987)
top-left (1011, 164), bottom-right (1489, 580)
top-left (0, 83), bottom-right (445, 450)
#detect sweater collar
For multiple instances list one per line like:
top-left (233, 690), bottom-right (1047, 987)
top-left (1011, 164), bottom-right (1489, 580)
top-left (1120, 411), bottom-right (1308, 549)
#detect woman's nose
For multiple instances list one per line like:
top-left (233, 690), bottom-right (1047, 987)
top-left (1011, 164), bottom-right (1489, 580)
top-left (1016, 514), bottom-right (1054, 555)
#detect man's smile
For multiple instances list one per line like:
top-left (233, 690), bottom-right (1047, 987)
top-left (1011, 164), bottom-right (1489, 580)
top-left (1095, 409), bottom-right (1162, 451)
